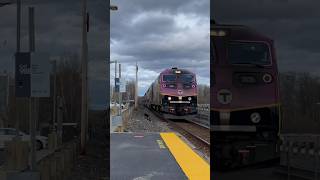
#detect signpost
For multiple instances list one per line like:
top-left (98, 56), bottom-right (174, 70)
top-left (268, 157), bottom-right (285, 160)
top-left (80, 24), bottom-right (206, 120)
top-left (15, 52), bottom-right (50, 171)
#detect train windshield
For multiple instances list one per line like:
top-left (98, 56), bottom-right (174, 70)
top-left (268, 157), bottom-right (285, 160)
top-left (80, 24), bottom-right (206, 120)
top-left (228, 42), bottom-right (270, 65)
top-left (179, 74), bottom-right (194, 83)
top-left (163, 75), bottom-right (176, 82)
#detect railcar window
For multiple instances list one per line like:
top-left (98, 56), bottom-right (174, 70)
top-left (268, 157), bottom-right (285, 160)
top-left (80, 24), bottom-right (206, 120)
top-left (163, 75), bottom-right (176, 82)
top-left (6, 129), bottom-right (17, 135)
top-left (179, 74), bottom-right (194, 82)
top-left (229, 42), bottom-right (270, 65)
top-left (0, 129), bottom-right (5, 135)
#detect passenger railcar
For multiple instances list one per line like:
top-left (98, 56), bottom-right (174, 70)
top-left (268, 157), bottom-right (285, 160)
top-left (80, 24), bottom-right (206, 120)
top-left (211, 22), bottom-right (281, 168)
top-left (144, 67), bottom-right (197, 117)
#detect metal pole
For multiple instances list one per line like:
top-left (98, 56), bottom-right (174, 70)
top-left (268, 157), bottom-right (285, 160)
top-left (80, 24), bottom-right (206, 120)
top-left (135, 62), bottom-right (138, 109)
top-left (118, 64), bottom-right (121, 116)
top-left (57, 96), bottom-right (63, 145)
top-left (115, 61), bottom-right (117, 79)
top-left (29, 97), bottom-right (36, 170)
top-left (80, 0), bottom-right (88, 154)
top-left (115, 61), bottom-right (117, 104)
top-left (16, 0), bottom-right (21, 52)
top-left (14, 0), bottom-right (21, 137)
top-left (29, 7), bottom-right (35, 52)
top-left (28, 6), bottom-right (36, 171)
top-left (53, 60), bottom-right (57, 132)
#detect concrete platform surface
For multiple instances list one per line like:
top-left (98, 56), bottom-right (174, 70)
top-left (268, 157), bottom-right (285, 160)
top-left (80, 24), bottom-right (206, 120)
top-left (111, 132), bottom-right (210, 180)
top-left (111, 132), bottom-right (188, 180)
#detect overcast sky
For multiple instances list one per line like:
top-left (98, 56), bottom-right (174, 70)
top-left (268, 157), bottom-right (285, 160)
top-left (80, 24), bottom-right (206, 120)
top-left (110, 0), bottom-right (210, 96)
top-left (212, 0), bottom-right (320, 76)
top-left (0, 0), bottom-right (109, 109)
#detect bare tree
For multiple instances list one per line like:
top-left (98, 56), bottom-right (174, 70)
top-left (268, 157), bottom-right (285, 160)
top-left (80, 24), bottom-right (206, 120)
top-left (280, 72), bottom-right (320, 133)
top-left (197, 84), bottom-right (210, 104)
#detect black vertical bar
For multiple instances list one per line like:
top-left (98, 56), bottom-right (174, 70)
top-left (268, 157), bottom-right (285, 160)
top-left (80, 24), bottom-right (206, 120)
top-left (16, 0), bottom-right (21, 52)
top-left (29, 7), bottom-right (35, 52)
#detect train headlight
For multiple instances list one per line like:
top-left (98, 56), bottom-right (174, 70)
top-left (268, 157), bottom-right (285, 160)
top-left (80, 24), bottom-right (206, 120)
top-left (188, 97), bottom-right (192, 101)
top-left (262, 73), bottom-right (273, 83)
top-left (211, 30), bottom-right (227, 37)
top-left (178, 96), bottom-right (182, 100)
top-left (168, 96), bottom-right (172, 101)
top-left (250, 112), bottom-right (261, 123)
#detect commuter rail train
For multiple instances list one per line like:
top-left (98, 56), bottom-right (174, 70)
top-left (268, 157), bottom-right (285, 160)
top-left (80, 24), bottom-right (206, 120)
top-left (144, 67), bottom-right (198, 117)
top-left (211, 21), bottom-right (281, 168)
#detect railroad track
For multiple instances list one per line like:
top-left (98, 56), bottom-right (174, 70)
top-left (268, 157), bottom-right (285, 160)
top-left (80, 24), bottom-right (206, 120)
top-left (172, 121), bottom-right (210, 146)
top-left (184, 116), bottom-right (210, 129)
top-left (146, 106), bottom-right (210, 147)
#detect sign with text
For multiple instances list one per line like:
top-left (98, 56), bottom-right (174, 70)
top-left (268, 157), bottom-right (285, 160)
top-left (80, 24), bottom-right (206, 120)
top-left (31, 53), bottom-right (50, 97)
top-left (115, 78), bottom-right (120, 92)
top-left (15, 52), bottom-right (31, 97)
top-left (119, 78), bottom-right (126, 93)
top-left (15, 52), bottom-right (50, 97)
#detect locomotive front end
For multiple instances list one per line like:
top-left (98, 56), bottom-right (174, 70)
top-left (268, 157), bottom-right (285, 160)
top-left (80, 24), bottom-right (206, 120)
top-left (211, 24), bottom-right (281, 169)
top-left (160, 68), bottom-right (198, 116)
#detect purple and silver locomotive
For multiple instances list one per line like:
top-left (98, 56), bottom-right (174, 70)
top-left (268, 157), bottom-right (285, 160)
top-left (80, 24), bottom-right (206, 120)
top-left (211, 21), bottom-right (281, 168)
top-left (144, 67), bottom-right (198, 117)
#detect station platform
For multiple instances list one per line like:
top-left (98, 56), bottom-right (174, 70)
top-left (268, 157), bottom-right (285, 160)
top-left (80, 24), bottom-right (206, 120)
top-left (110, 132), bottom-right (210, 180)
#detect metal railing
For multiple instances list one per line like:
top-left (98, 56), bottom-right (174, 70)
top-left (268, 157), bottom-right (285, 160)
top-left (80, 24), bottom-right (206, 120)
top-left (279, 134), bottom-right (320, 179)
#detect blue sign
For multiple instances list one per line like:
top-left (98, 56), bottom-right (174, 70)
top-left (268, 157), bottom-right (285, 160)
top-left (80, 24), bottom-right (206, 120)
top-left (15, 52), bottom-right (31, 97)
top-left (15, 52), bottom-right (50, 97)
top-left (115, 78), bottom-right (120, 92)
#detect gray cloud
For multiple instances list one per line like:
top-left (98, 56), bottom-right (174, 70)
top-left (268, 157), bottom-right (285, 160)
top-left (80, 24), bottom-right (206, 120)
top-left (111, 0), bottom-right (210, 95)
top-left (0, 0), bottom-right (109, 109)
top-left (212, 0), bottom-right (320, 76)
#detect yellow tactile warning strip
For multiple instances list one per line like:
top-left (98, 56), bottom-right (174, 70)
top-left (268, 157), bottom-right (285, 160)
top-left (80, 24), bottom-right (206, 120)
top-left (160, 132), bottom-right (210, 180)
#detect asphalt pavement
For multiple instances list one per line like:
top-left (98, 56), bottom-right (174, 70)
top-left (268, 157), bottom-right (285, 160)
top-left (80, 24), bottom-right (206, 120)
top-left (213, 166), bottom-right (309, 180)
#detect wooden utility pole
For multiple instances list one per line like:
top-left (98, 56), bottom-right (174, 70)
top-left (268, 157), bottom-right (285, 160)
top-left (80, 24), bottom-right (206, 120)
top-left (80, 0), bottom-right (88, 154)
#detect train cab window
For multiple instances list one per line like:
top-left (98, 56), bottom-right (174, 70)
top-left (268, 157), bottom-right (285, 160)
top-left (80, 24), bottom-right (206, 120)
top-left (228, 42), bottom-right (271, 65)
top-left (179, 74), bottom-right (194, 83)
top-left (163, 75), bottom-right (176, 82)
